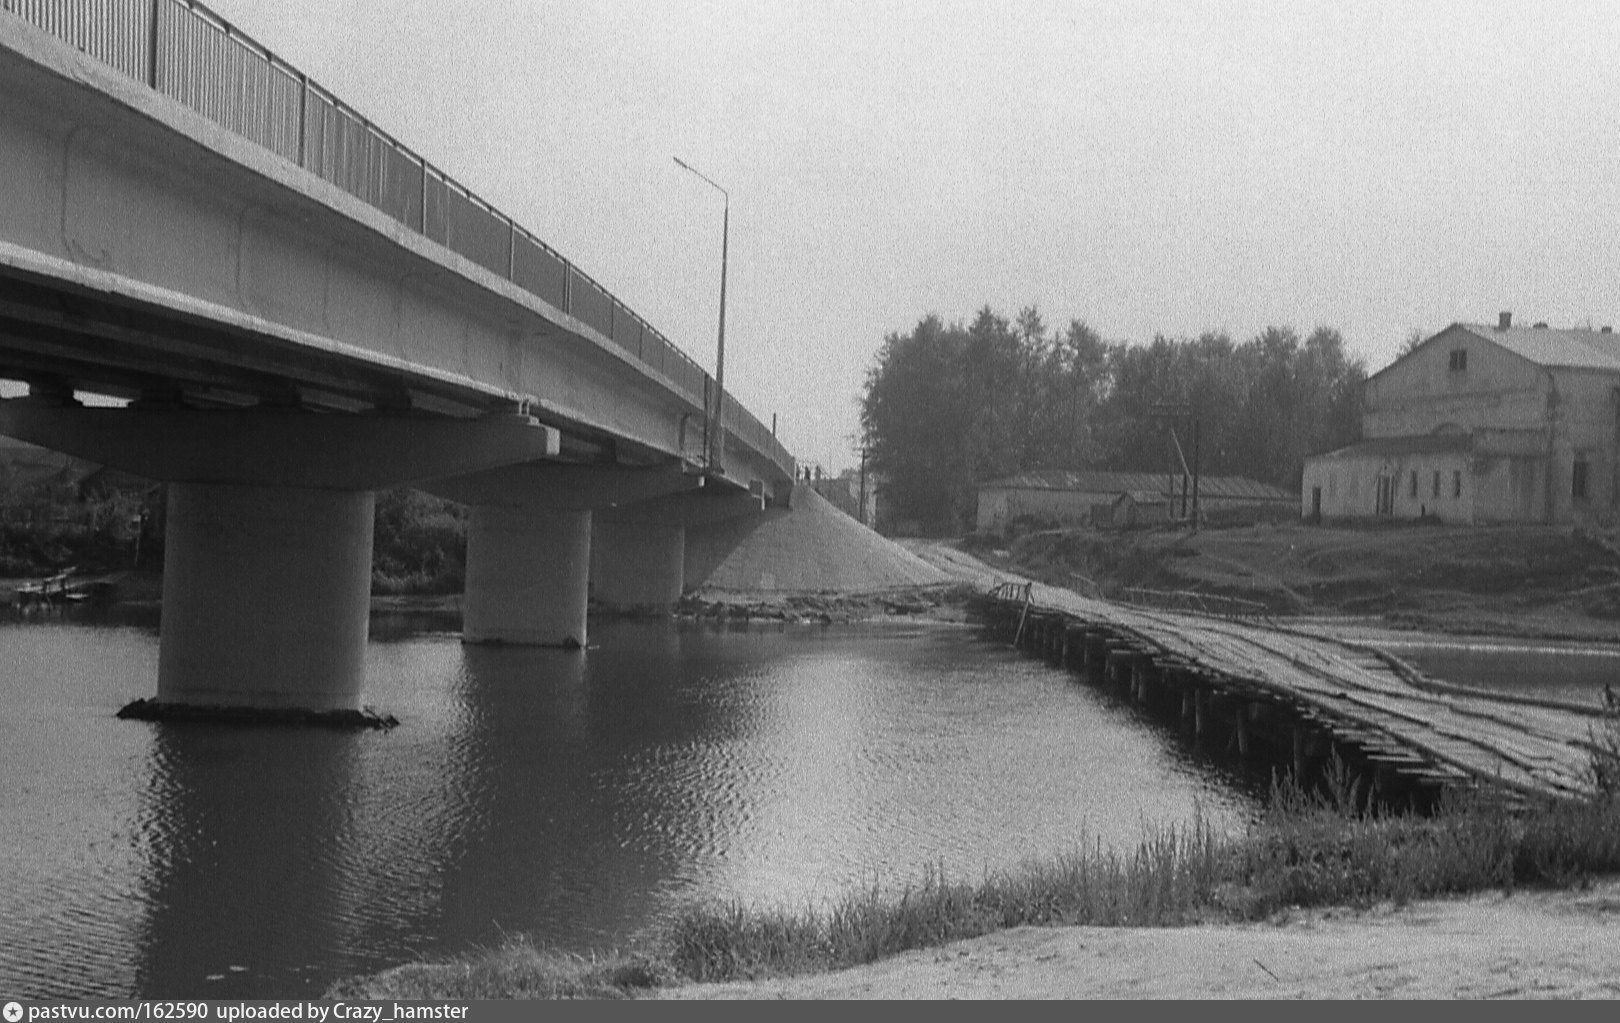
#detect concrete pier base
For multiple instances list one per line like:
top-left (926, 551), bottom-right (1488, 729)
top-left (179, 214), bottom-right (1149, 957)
top-left (464, 506), bottom-right (591, 647)
top-left (155, 483), bottom-right (375, 712)
top-left (590, 520), bottom-right (684, 610)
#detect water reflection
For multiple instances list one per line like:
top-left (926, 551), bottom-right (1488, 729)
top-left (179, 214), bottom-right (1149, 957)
top-left (423, 641), bottom-right (674, 955)
top-left (4, 615), bottom-right (1263, 998)
top-left (1384, 640), bottom-right (1620, 708)
top-left (131, 723), bottom-right (363, 998)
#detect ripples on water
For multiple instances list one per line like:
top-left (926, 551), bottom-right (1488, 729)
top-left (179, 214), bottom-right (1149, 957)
top-left (2, 612), bottom-right (1263, 998)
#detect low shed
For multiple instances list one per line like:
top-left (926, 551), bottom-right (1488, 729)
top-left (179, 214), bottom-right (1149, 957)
top-left (1110, 490), bottom-right (1169, 528)
top-left (976, 470), bottom-right (1297, 535)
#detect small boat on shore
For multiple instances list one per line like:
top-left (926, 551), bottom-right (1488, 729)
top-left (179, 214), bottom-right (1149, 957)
top-left (14, 569), bottom-right (116, 609)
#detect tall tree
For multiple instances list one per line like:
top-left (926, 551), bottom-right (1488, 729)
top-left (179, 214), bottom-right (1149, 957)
top-left (861, 315), bottom-right (973, 532)
top-left (1036, 318), bottom-right (1109, 469)
top-left (862, 306), bottom-right (1366, 531)
top-left (961, 307), bottom-right (1022, 488)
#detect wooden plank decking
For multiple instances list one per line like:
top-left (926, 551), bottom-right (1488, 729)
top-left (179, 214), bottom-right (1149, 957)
top-left (973, 576), bottom-right (1612, 803)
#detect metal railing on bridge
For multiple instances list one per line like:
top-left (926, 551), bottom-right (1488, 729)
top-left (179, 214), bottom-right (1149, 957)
top-left (1, 0), bottom-right (794, 479)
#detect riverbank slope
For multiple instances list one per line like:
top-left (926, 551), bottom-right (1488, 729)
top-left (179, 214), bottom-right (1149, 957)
top-left (965, 521), bottom-right (1620, 643)
top-left (653, 878), bottom-right (1620, 999)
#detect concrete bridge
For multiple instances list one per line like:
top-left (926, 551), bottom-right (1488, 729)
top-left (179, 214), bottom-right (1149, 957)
top-left (0, 3), bottom-right (796, 721)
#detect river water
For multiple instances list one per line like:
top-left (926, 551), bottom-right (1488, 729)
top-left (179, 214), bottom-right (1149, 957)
top-left (1, 610), bottom-right (1266, 999)
top-left (1379, 638), bottom-right (1620, 708)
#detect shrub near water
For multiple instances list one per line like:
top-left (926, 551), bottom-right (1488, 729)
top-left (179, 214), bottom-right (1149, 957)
top-left (327, 743), bottom-right (1620, 997)
top-left (325, 939), bottom-right (671, 1000)
top-left (0, 486), bottom-right (158, 574)
top-left (370, 487), bottom-right (467, 595)
top-left (1233, 766), bottom-right (1519, 914)
top-left (656, 750), bottom-right (1620, 987)
top-left (662, 814), bottom-right (1230, 983)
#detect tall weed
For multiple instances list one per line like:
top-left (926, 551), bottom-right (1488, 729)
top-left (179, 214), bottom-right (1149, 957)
top-left (331, 738), bottom-right (1620, 996)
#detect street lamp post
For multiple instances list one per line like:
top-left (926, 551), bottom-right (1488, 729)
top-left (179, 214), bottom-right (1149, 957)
top-left (674, 156), bottom-right (728, 474)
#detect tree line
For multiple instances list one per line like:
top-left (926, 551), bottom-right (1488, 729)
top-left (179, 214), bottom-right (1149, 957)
top-left (859, 306), bottom-right (1366, 533)
top-left (0, 478), bottom-right (468, 594)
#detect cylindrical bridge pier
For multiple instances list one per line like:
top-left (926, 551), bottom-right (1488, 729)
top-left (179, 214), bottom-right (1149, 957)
top-left (463, 506), bottom-right (593, 647)
top-left (156, 482), bottom-right (375, 712)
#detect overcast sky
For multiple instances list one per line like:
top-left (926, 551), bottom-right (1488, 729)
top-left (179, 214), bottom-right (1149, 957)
top-left (186, 2), bottom-right (1620, 469)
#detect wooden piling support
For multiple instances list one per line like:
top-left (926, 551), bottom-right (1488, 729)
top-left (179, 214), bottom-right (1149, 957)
top-left (972, 588), bottom-right (1593, 806)
top-left (1025, 614), bottom-right (1044, 653)
top-left (1060, 625), bottom-right (1081, 671)
top-left (1132, 663), bottom-right (1151, 707)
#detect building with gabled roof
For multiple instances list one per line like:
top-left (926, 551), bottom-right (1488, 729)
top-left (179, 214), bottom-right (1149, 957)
top-left (975, 469), bottom-right (1296, 535)
top-left (1303, 314), bottom-right (1620, 524)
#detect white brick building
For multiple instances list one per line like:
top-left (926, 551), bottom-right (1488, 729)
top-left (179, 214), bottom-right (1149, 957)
top-left (1303, 315), bottom-right (1620, 524)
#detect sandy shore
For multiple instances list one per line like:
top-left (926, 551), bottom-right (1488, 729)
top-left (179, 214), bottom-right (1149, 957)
top-left (656, 879), bottom-right (1620, 999)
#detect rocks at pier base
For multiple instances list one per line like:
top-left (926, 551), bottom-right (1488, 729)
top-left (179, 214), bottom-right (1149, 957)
top-left (115, 697), bottom-right (398, 729)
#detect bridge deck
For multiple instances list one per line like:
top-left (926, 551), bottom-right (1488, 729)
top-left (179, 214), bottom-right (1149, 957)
top-left (0, 6), bottom-right (795, 488)
top-left (976, 579), bottom-right (1609, 803)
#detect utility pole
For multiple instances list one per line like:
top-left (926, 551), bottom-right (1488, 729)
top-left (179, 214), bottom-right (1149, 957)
top-left (1149, 403), bottom-right (1191, 524)
top-left (858, 446), bottom-right (869, 527)
top-left (673, 156), bottom-right (729, 475)
top-left (1191, 418), bottom-right (1201, 530)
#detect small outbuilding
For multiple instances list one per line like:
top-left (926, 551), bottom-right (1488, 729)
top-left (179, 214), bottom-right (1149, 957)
top-left (1109, 490), bottom-right (1169, 529)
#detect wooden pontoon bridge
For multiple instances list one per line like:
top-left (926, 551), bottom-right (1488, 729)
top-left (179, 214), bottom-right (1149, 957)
top-left (973, 579), bottom-right (1614, 805)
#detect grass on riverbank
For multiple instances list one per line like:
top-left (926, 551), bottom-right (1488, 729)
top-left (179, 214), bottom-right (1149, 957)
top-left (964, 522), bottom-right (1620, 642)
top-left (328, 738), bottom-right (1620, 1000)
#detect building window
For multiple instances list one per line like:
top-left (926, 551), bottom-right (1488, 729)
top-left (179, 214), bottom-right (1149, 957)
top-left (1448, 349), bottom-right (1468, 371)
top-left (1453, 470), bottom-right (1462, 498)
top-left (1432, 471), bottom-right (1441, 498)
top-left (1409, 471), bottom-right (1418, 498)
top-left (1573, 457), bottom-right (1590, 501)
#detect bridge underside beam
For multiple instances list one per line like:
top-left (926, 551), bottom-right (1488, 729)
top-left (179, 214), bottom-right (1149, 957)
top-left (0, 400), bottom-right (561, 488)
top-left (422, 462), bottom-right (701, 510)
top-left (596, 488), bottom-right (766, 527)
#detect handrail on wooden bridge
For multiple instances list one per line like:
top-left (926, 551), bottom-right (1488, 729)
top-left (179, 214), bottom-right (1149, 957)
top-left (1117, 585), bottom-right (1272, 622)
